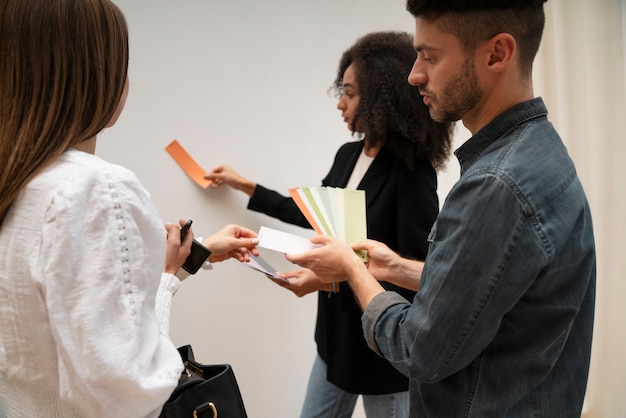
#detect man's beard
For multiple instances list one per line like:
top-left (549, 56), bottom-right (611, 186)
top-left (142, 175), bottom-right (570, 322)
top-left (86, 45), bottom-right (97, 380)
top-left (426, 57), bottom-right (483, 123)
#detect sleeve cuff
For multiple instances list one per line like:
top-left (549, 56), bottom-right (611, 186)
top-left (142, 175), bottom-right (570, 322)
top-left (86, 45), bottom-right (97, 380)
top-left (155, 273), bottom-right (181, 334)
top-left (175, 268), bottom-right (191, 281)
top-left (196, 236), bottom-right (213, 271)
top-left (362, 291), bottom-right (408, 356)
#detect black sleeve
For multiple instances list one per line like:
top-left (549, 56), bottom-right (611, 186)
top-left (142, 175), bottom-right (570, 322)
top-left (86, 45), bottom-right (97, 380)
top-left (246, 184), bottom-right (312, 229)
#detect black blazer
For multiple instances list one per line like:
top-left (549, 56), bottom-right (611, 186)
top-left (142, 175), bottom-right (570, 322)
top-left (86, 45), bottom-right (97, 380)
top-left (248, 140), bottom-right (438, 394)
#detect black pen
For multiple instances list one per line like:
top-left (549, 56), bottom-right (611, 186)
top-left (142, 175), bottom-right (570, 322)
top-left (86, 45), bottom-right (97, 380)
top-left (180, 219), bottom-right (192, 241)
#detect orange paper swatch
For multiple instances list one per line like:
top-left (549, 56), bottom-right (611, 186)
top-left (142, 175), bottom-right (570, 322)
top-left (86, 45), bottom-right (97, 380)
top-left (288, 187), bottom-right (323, 234)
top-left (165, 139), bottom-right (213, 188)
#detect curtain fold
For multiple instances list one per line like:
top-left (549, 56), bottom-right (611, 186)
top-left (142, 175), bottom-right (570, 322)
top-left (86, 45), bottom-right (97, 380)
top-left (535, 1), bottom-right (626, 417)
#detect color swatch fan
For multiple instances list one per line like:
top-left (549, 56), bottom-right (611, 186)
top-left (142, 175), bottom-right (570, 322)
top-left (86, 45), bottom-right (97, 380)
top-left (288, 187), bottom-right (367, 261)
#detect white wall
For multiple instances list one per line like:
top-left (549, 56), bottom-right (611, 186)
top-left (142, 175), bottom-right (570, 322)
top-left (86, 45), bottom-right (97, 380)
top-left (98, 1), bottom-right (463, 417)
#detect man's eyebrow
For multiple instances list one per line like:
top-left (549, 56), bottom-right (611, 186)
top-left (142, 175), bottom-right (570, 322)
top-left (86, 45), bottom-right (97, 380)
top-left (414, 44), bottom-right (440, 53)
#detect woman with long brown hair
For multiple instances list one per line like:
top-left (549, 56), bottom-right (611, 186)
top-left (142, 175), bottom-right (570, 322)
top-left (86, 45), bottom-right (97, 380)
top-left (0, 1), bottom-right (258, 416)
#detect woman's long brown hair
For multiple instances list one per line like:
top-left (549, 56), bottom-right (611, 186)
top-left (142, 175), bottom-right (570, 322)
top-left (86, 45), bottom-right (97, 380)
top-left (0, 0), bottom-right (129, 224)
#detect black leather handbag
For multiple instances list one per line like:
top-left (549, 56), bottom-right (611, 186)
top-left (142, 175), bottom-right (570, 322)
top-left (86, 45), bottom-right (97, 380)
top-left (159, 345), bottom-right (248, 418)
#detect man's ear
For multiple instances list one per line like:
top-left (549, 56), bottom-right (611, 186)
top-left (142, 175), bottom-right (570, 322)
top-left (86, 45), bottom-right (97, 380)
top-left (487, 33), bottom-right (516, 71)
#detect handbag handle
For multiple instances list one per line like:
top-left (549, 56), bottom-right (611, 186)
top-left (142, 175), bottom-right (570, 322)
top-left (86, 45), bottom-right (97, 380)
top-left (193, 402), bottom-right (218, 418)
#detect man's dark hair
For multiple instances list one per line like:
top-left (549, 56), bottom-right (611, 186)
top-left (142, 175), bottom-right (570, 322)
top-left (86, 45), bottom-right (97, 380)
top-left (331, 31), bottom-right (453, 170)
top-left (406, 0), bottom-right (548, 78)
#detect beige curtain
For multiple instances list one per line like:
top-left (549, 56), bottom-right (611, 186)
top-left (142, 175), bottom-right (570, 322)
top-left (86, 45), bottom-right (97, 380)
top-left (534, 1), bottom-right (626, 416)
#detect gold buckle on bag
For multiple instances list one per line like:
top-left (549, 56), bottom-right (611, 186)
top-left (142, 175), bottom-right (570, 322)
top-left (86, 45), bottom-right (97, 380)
top-left (193, 402), bottom-right (217, 418)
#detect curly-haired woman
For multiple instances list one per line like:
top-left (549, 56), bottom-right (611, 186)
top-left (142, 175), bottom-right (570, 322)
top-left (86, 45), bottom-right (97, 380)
top-left (206, 31), bottom-right (453, 418)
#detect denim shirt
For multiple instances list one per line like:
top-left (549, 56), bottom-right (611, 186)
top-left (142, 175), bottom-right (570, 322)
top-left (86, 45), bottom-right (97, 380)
top-left (362, 98), bottom-right (596, 417)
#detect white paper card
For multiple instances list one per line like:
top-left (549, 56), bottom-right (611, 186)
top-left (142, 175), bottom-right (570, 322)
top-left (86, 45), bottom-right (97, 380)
top-left (257, 226), bottom-right (319, 254)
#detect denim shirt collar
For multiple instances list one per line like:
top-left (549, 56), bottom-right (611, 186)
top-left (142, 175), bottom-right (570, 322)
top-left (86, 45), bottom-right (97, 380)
top-left (454, 97), bottom-right (548, 175)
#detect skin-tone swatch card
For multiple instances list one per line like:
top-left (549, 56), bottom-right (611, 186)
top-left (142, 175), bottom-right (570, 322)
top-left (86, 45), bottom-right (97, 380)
top-left (165, 139), bottom-right (213, 188)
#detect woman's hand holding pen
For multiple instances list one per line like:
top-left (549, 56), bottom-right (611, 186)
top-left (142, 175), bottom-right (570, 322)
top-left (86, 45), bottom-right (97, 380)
top-left (163, 219), bottom-right (193, 274)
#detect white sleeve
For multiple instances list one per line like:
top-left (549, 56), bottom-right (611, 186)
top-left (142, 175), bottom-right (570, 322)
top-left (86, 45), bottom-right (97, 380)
top-left (155, 273), bottom-right (180, 335)
top-left (39, 169), bottom-right (183, 418)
